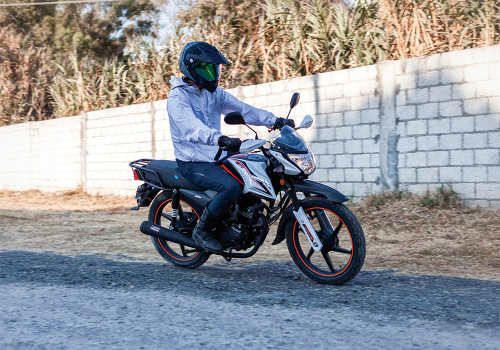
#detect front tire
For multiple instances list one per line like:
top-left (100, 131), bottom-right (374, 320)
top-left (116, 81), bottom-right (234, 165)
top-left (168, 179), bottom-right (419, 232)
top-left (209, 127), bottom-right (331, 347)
top-left (148, 191), bottom-right (210, 269)
top-left (285, 197), bottom-right (365, 285)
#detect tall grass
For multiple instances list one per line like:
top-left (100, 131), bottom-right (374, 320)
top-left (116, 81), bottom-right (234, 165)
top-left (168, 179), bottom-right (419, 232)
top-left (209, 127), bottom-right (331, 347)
top-left (0, 0), bottom-right (498, 124)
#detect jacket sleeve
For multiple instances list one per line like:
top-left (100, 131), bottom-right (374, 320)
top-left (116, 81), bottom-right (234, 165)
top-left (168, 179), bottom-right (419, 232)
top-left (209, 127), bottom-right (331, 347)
top-left (219, 89), bottom-right (277, 129)
top-left (167, 92), bottom-right (222, 146)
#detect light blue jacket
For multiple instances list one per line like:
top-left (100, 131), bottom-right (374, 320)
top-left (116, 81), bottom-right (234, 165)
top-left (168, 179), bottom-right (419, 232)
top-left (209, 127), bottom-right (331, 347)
top-left (166, 76), bottom-right (277, 163)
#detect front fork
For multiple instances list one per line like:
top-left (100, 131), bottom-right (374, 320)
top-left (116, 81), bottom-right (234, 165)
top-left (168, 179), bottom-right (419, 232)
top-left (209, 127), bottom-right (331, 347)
top-left (284, 181), bottom-right (323, 252)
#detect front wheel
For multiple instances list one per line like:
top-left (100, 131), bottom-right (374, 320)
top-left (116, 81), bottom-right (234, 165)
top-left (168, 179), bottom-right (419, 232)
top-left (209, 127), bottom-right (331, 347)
top-left (285, 197), bottom-right (365, 285)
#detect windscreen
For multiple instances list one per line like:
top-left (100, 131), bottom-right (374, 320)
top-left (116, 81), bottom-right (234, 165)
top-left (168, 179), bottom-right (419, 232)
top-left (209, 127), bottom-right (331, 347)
top-left (270, 125), bottom-right (308, 153)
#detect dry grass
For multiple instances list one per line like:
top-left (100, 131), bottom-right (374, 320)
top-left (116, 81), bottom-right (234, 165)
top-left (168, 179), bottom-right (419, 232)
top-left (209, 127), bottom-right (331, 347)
top-left (0, 189), bottom-right (499, 280)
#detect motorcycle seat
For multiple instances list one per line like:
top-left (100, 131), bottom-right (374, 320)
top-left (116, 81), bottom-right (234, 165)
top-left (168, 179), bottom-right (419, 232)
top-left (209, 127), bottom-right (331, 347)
top-left (144, 160), bottom-right (206, 191)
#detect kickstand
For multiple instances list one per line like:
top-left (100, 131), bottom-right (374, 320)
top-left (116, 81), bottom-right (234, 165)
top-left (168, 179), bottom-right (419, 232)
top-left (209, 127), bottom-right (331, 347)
top-left (222, 250), bottom-right (232, 262)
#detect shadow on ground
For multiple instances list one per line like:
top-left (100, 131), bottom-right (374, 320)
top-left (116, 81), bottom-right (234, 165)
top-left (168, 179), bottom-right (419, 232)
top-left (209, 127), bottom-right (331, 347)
top-left (1, 250), bottom-right (499, 328)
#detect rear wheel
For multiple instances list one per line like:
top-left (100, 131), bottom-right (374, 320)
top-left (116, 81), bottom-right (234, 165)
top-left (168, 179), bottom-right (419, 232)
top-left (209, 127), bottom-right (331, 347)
top-left (148, 191), bottom-right (210, 268)
top-left (285, 197), bottom-right (365, 285)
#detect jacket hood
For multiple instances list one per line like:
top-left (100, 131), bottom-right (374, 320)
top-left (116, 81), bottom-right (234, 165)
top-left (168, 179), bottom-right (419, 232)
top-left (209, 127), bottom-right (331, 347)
top-left (169, 75), bottom-right (201, 94)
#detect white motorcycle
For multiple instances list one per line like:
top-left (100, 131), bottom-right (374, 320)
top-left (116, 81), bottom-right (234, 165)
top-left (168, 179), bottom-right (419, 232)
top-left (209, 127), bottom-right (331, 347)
top-left (130, 92), bottom-right (365, 285)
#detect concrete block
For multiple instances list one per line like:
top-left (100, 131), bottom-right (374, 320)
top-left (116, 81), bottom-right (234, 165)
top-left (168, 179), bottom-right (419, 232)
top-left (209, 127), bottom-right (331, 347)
top-left (428, 118), bottom-right (451, 134)
top-left (336, 154), bottom-right (352, 168)
top-left (476, 183), bottom-right (500, 199)
top-left (352, 154), bottom-right (370, 168)
top-left (464, 65), bottom-right (489, 82)
top-left (452, 83), bottom-right (476, 100)
top-left (463, 133), bottom-right (488, 149)
top-left (418, 71), bottom-right (439, 87)
top-left (361, 109), bottom-right (379, 124)
top-left (429, 85), bottom-right (452, 102)
top-left (310, 142), bottom-right (327, 155)
top-left (440, 101), bottom-right (463, 117)
top-left (269, 80), bottom-right (286, 93)
top-left (317, 99), bottom-right (334, 114)
top-left (440, 167), bottom-right (461, 182)
top-left (345, 168), bottom-right (362, 181)
top-left (464, 98), bottom-right (489, 115)
top-left (489, 132), bottom-right (500, 148)
top-left (453, 183), bottom-right (476, 199)
top-left (344, 111), bottom-right (361, 125)
top-left (407, 88), bottom-right (429, 104)
top-left (488, 166), bottom-right (500, 182)
top-left (463, 166), bottom-right (487, 182)
top-left (396, 91), bottom-right (406, 106)
top-left (406, 152), bottom-right (427, 167)
top-left (476, 80), bottom-right (500, 98)
top-left (440, 68), bottom-right (464, 84)
top-left (329, 169), bottom-right (345, 182)
top-left (335, 126), bottom-right (353, 140)
top-left (333, 98), bottom-right (351, 112)
top-left (361, 80), bottom-right (378, 95)
top-left (318, 128), bottom-right (335, 141)
top-left (326, 85), bottom-right (344, 100)
top-left (353, 125), bottom-right (371, 139)
top-left (490, 63), bottom-right (500, 79)
top-left (343, 82), bottom-right (361, 97)
top-left (331, 69), bottom-right (349, 84)
top-left (406, 120), bottom-right (427, 135)
top-left (418, 167), bottom-right (439, 183)
top-left (310, 168), bottom-right (328, 182)
top-left (326, 113), bottom-right (343, 127)
top-left (362, 168), bottom-right (379, 182)
top-left (397, 137), bottom-right (416, 152)
top-left (362, 139), bottom-right (378, 153)
top-left (397, 74), bottom-right (418, 90)
top-left (417, 135), bottom-right (439, 150)
top-left (473, 46), bottom-right (500, 63)
top-left (490, 97), bottom-right (500, 114)
top-left (349, 66), bottom-right (369, 81)
top-left (336, 182), bottom-right (354, 196)
top-left (417, 103), bottom-right (439, 119)
top-left (399, 168), bottom-right (416, 182)
top-left (371, 154), bottom-right (380, 167)
top-left (267, 94), bottom-right (281, 106)
top-left (350, 96), bottom-right (370, 110)
top-left (407, 184), bottom-right (429, 194)
top-left (450, 150), bottom-right (474, 165)
top-left (475, 149), bottom-right (499, 165)
top-left (369, 95), bottom-right (380, 109)
top-left (397, 105), bottom-right (416, 121)
top-left (427, 151), bottom-right (449, 166)
top-left (451, 117), bottom-right (474, 133)
top-left (476, 114), bottom-right (500, 131)
top-left (328, 141), bottom-right (344, 154)
top-left (345, 140), bottom-right (362, 154)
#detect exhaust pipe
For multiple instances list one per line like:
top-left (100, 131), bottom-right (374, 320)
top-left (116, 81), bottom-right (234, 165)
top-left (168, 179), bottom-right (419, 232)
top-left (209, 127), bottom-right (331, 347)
top-left (140, 221), bottom-right (203, 250)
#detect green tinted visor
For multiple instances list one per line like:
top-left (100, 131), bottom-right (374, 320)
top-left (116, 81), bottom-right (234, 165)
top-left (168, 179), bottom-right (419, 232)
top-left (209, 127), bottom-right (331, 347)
top-left (193, 62), bottom-right (221, 81)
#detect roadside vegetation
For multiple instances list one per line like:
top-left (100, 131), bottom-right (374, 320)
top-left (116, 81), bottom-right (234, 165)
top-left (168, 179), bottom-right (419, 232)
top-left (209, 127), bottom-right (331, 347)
top-left (1, 0), bottom-right (499, 125)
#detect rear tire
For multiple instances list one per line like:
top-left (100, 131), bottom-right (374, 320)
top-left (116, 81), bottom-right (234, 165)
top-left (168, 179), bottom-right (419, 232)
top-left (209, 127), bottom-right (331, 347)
top-left (285, 197), bottom-right (365, 285)
top-left (148, 191), bottom-right (210, 269)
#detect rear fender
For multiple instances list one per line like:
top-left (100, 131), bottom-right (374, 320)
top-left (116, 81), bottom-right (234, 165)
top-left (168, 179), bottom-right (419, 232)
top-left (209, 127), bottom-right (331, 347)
top-left (132, 184), bottom-right (160, 210)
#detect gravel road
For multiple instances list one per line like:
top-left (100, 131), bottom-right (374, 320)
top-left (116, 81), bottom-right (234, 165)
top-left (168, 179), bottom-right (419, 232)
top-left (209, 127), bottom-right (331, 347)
top-left (1, 250), bottom-right (499, 349)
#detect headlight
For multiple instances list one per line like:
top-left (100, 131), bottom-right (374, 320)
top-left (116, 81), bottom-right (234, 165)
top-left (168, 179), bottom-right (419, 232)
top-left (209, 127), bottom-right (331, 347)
top-left (288, 152), bottom-right (316, 175)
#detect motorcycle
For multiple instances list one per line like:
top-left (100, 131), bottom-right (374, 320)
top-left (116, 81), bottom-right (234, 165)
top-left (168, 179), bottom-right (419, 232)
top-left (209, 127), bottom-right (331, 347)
top-left (129, 92), bottom-right (365, 285)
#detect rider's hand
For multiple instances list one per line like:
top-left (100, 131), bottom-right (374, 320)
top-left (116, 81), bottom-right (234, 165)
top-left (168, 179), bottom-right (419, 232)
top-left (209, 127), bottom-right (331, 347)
top-left (218, 135), bottom-right (242, 152)
top-left (273, 117), bottom-right (295, 130)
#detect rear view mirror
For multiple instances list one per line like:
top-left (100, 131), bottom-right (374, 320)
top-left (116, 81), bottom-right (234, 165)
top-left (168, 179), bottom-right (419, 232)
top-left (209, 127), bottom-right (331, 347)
top-left (224, 112), bottom-right (245, 125)
top-left (290, 92), bottom-right (300, 109)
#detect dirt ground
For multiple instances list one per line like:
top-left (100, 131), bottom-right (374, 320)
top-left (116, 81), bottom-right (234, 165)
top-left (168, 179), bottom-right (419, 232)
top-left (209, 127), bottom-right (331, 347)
top-left (0, 189), bottom-right (499, 281)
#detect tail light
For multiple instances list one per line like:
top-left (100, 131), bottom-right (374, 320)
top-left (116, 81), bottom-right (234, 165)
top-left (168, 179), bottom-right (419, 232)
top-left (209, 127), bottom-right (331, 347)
top-left (132, 169), bottom-right (140, 181)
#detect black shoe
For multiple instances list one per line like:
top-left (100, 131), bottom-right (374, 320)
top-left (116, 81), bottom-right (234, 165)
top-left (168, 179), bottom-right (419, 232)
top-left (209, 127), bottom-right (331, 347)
top-left (192, 208), bottom-right (223, 253)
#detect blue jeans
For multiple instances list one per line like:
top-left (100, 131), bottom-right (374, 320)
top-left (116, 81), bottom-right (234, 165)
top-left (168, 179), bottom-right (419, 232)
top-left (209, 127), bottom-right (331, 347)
top-left (176, 160), bottom-right (242, 218)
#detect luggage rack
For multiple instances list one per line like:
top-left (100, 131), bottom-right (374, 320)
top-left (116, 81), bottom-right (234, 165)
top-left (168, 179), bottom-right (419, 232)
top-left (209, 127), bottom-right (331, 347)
top-left (129, 159), bottom-right (170, 190)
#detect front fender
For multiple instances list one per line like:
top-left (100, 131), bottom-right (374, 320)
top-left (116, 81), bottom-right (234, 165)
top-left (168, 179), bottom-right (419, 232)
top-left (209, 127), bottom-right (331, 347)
top-left (294, 180), bottom-right (348, 203)
top-left (271, 181), bottom-right (348, 245)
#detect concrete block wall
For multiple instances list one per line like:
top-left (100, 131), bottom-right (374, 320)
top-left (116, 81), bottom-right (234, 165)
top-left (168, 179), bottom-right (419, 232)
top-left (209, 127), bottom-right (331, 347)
top-left (0, 45), bottom-right (499, 207)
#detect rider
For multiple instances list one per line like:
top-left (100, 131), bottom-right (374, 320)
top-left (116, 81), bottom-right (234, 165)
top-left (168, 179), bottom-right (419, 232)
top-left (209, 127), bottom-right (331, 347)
top-left (167, 41), bottom-right (294, 253)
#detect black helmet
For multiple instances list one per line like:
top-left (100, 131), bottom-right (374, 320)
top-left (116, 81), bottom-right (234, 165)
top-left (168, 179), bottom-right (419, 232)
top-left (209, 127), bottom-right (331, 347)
top-left (179, 41), bottom-right (230, 93)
